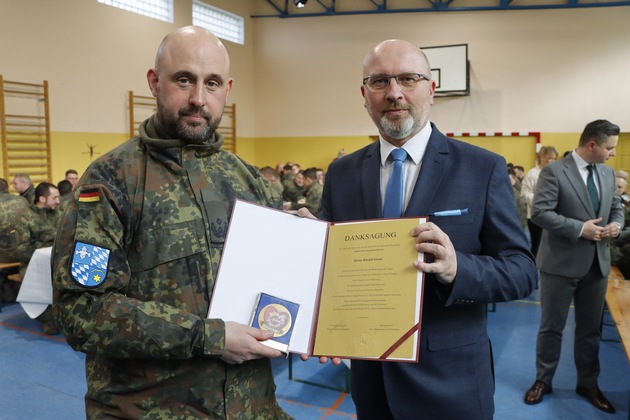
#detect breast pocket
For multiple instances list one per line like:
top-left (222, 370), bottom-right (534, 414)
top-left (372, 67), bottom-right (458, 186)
top-left (128, 220), bottom-right (204, 272)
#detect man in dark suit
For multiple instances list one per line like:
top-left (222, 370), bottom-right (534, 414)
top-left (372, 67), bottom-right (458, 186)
top-left (524, 119), bottom-right (622, 414)
top-left (318, 39), bottom-right (537, 419)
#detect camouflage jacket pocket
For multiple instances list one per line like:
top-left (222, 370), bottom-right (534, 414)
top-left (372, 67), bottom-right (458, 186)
top-left (128, 220), bottom-right (204, 272)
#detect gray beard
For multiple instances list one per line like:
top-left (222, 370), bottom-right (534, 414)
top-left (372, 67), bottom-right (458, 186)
top-left (379, 115), bottom-right (417, 140)
top-left (175, 120), bottom-right (217, 145)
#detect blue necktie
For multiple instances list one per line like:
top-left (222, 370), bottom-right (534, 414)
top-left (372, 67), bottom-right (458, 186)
top-left (587, 164), bottom-right (600, 214)
top-left (383, 148), bottom-right (408, 218)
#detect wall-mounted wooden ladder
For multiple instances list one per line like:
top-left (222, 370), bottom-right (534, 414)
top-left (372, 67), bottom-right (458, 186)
top-left (0, 75), bottom-right (52, 185)
top-left (128, 90), bottom-right (236, 153)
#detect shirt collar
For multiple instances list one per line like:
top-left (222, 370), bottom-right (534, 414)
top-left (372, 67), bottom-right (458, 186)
top-left (572, 149), bottom-right (591, 170)
top-left (379, 122), bottom-right (432, 167)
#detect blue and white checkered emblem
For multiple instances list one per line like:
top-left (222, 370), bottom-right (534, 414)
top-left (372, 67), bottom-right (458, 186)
top-left (71, 242), bottom-right (110, 287)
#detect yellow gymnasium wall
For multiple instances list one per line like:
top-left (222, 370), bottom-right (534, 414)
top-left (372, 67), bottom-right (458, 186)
top-left (50, 132), bottom-right (128, 183)
top-left (47, 131), bottom-right (627, 184)
top-left (241, 131), bottom-right (629, 176)
top-left (243, 136), bottom-right (374, 172)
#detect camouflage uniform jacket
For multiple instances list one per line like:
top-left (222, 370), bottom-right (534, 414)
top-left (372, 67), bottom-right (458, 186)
top-left (291, 182), bottom-right (323, 215)
top-left (27, 205), bottom-right (60, 250)
top-left (20, 184), bottom-right (35, 207)
top-left (0, 193), bottom-right (32, 263)
top-left (52, 116), bottom-right (289, 419)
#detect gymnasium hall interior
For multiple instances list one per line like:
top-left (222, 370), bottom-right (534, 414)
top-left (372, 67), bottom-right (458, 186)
top-left (1, 1), bottom-right (629, 419)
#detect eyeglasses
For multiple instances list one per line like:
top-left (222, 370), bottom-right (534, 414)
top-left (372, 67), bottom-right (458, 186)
top-left (362, 73), bottom-right (431, 91)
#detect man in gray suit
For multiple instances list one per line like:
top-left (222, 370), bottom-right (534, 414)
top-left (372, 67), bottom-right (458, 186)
top-left (524, 119), bottom-right (622, 414)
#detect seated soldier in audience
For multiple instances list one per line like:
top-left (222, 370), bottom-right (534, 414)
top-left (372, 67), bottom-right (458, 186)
top-left (509, 167), bottom-right (528, 231)
top-left (286, 167), bottom-right (323, 215)
top-left (316, 168), bottom-right (325, 185)
top-left (64, 169), bottom-right (80, 190)
top-left (0, 178), bottom-right (32, 303)
top-left (25, 182), bottom-right (62, 335)
top-left (56, 179), bottom-right (73, 215)
top-left (28, 182), bottom-right (61, 250)
top-left (612, 175), bottom-right (630, 278)
top-left (259, 166), bottom-right (284, 195)
top-left (12, 173), bottom-right (35, 206)
top-left (282, 170), bottom-right (306, 207)
top-left (615, 170), bottom-right (630, 206)
top-left (281, 162), bottom-right (300, 191)
top-left (275, 162), bottom-right (285, 177)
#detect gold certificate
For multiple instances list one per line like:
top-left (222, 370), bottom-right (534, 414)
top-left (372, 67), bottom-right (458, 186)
top-left (313, 218), bottom-right (423, 360)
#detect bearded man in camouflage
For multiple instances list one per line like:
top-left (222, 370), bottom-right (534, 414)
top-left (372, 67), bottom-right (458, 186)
top-left (52, 26), bottom-right (290, 419)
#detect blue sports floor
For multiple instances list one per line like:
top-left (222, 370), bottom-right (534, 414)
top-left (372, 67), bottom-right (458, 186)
top-left (0, 287), bottom-right (628, 419)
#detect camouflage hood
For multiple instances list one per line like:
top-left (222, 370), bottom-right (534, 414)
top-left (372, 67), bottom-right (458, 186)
top-left (139, 114), bottom-right (225, 155)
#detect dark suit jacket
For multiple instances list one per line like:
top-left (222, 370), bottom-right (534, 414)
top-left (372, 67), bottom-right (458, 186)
top-left (532, 155), bottom-right (623, 278)
top-left (319, 124), bottom-right (537, 419)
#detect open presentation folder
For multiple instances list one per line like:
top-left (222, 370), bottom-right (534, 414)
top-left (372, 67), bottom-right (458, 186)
top-left (207, 199), bottom-right (426, 362)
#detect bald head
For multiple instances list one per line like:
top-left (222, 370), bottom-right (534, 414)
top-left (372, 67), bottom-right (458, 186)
top-left (155, 26), bottom-right (230, 76)
top-left (363, 40), bottom-right (431, 77)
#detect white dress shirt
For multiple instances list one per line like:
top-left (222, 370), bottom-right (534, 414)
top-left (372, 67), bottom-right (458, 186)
top-left (379, 123), bottom-right (432, 213)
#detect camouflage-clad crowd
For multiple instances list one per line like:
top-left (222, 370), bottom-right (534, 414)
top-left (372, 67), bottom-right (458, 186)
top-left (259, 162), bottom-right (325, 215)
top-left (0, 173), bottom-right (77, 334)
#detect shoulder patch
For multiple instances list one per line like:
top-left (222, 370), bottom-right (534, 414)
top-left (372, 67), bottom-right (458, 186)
top-left (79, 188), bottom-right (100, 203)
top-left (71, 242), bottom-right (111, 287)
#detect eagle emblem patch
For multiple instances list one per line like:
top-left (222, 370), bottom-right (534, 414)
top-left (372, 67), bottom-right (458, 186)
top-left (71, 242), bottom-right (111, 287)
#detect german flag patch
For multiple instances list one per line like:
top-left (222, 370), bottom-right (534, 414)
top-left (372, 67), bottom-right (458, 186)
top-left (79, 188), bottom-right (100, 203)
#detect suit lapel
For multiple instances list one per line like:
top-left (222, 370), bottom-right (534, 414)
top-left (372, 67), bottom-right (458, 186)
top-left (405, 128), bottom-right (450, 217)
top-left (360, 142), bottom-right (384, 219)
top-left (562, 156), bottom-right (596, 217)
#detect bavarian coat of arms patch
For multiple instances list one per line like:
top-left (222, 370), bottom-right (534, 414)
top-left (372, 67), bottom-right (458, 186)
top-left (71, 241), bottom-right (111, 287)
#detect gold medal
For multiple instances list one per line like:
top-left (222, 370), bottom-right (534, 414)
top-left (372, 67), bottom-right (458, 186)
top-left (258, 303), bottom-right (293, 337)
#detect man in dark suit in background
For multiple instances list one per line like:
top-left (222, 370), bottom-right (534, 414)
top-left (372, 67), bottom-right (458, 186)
top-left (318, 39), bottom-right (537, 420)
top-left (524, 119), bottom-right (622, 414)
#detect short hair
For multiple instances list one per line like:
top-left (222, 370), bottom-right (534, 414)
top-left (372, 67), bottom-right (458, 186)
top-left (579, 119), bottom-right (620, 147)
top-left (57, 179), bottom-right (73, 196)
top-left (35, 182), bottom-right (56, 203)
top-left (539, 146), bottom-right (558, 160)
top-left (303, 167), bottom-right (318, 182)
top-left (65, 169), bottom-right (78, 177)
top-left (0, 178), bottom-right (8, 193)
top-left (14, 173), bottom-right (31, 184)
top-left (514, 165), bottom-right (524, 172)
top-left (260, 166), bottom-right (279, 177)
top-left (615, 170), bottom-right (628, 181)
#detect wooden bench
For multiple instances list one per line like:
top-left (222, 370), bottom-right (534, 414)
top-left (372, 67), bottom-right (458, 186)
top-left (6, 273), bottom-right (21, 282)
top-left (0, 261), bottom-right (20, 270)
top-left (606, 266), bottom-right (630, 364)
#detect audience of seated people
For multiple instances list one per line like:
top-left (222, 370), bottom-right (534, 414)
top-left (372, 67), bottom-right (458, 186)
top-left (0, 178), bottom-right (32, 302)
top-left (258, 162), bottom-right (325, 215)
top-left (0, 172), bottom-right (73, 335)
top-left (611, 171), bottom-right (630, 279)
